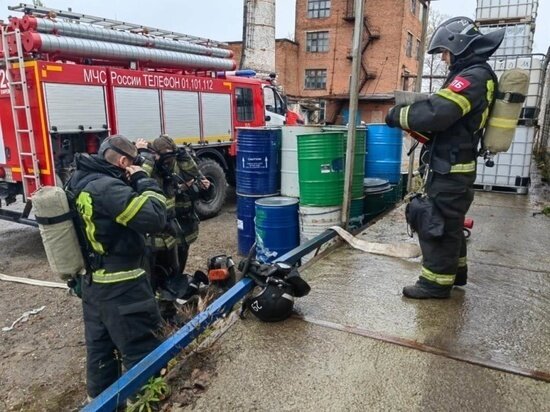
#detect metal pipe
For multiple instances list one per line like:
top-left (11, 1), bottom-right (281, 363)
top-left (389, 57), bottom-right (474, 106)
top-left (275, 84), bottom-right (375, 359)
top-left (274, 228), bottom-right (338, 266)
top-left (299, 316), bottom-right (550, 383)
top-left (408, 0), bottom-right (432, 193)
top-left (342, 0), bottom-right (365, 229)
top-left (21, 16), bottom-right (234, 59)
top-left (22, 32), bottom-right (236, 71)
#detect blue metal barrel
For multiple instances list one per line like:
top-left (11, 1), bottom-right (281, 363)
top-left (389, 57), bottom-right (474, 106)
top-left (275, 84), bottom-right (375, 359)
top-left (237, 194), bottom-right (268, 256)
top-left (236, 127), bottom-right (281, 195)
top-left (365, 124), bottom-right (403, 184)
top-left (255, 196), bottom-right (300, 263)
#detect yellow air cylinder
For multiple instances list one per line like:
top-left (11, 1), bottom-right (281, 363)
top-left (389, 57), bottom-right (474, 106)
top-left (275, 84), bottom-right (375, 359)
top-left (32, 186), bottom-right (86, 280)
top-left (482, 68), bottom-right (530, 154)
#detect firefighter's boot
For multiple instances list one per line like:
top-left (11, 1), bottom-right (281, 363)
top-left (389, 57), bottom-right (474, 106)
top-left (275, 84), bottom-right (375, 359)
top-left (454, 266), bottom-right (468, 286)
top-left (403, 278), bottom-right (452, 299)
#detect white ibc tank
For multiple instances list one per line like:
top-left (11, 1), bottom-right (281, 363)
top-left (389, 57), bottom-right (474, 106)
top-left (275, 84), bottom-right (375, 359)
top-left (280, 125), bottom-right (321, 197)
top-left (476, 0), bottom-right (538, 21)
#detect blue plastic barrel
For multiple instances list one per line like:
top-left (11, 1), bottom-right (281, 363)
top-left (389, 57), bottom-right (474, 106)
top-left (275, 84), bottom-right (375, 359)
top-left (237, 194), bottom-right (266, 256)
top-left (236, 127), bottom-right (281, 195)
top-left (365, 124), bottom-right (403, 184)
top-left (255, 196), bottom-right (300, 263)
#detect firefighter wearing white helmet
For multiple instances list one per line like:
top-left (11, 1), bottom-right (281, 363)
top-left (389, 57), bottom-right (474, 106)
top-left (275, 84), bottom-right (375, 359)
top-left (385, 17), bottom-right (505, 299)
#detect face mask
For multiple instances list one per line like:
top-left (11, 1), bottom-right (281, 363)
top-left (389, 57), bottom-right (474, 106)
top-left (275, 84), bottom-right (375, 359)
top-left (155, 153), bottom-right (176, 178)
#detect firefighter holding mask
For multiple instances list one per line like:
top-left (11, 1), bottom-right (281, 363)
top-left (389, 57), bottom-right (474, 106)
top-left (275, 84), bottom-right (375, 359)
top-left (136, 135), bottom-right (211, 316)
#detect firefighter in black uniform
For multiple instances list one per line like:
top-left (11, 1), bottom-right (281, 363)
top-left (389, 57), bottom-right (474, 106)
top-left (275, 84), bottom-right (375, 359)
top-left (135, 135), bottom-right (211, 315)
top-left (67, 135), bottom-right (167, 400)
top-left (385, 17), bottom-right (504, 299)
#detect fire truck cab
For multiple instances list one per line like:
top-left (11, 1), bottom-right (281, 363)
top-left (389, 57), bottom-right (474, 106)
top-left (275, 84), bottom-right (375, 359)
top-left (0, 4), bottom-right (301, 224)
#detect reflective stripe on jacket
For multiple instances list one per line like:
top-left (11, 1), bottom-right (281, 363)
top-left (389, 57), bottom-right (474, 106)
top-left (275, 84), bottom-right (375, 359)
top-left (391, 62), bottom-right (496, 171)
top-left (69, 154), bottom-right (167, 283)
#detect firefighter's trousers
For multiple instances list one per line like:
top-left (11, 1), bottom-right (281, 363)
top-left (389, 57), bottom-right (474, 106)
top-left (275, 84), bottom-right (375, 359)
top-left (82, 274), bottom-right (163, 398)
top-left (419, 172), bottom-right (476, 287)
top-left (178, 242), bottom-right (190, 274)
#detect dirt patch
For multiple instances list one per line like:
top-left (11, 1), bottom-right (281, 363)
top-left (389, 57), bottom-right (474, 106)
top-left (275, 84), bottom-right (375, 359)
top-left (0, 187), bottom-right (241, 411)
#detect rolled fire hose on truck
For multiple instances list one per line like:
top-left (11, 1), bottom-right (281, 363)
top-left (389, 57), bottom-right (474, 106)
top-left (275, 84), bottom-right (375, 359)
top-left (481, 68), bottom-right (530, 167)
top-left (32, 186), bottom-right (86, 280)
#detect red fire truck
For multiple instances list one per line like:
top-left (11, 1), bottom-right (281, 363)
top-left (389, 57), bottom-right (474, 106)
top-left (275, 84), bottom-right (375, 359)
top-left (0, 4), bottom-right (301, 225)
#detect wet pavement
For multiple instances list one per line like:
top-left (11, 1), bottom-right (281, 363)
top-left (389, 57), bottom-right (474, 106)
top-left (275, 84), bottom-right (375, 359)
top-left (184, 191), bottom-right (550, 411)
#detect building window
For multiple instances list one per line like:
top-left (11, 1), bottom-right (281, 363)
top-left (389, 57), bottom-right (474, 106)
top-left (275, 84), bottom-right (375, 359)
top-left (306, 31), bottom-right (329, 52)
top-left (318, 100), bottom-right (326, 123)
top-left (416, 39), bottom-right (421, 60)
top-left (236, 87), bottom-right (254, 122)
top-left (307, 0), bottom-right (331, 19)
top-left (411, 0), bottom-right (417, 15)
top-left (304, 69), bottom-right (327, 89)
top-left (406, 33), bottom-right (413, 58)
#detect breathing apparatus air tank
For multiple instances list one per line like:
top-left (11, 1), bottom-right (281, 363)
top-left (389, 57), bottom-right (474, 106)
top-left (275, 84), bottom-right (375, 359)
top-left (32, 186), bottom-right (86, 280)
top-left (481, 68), bottom-right (530, 167)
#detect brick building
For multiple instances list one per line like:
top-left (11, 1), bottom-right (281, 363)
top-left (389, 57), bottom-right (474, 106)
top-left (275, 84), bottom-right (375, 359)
top-left (228, 0), bottom-right (429, 124)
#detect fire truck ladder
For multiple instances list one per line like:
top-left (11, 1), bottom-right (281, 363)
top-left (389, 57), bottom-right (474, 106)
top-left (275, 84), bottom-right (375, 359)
top-left (1, 27), bottom-right (41, 199)
top-left (8, 3), bottom-right (228, 47)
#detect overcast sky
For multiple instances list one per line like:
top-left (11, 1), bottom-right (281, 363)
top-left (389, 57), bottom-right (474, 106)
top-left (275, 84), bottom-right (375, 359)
top-left (0, 0), bottom-right (547, 53)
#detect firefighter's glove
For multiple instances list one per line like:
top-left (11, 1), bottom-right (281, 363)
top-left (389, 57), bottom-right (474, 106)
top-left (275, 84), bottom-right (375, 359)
top-left (385, 105), bottom-right (404, 128)
top-left (128, 170), bottom-right (148, 187)
top-left (200, 182), bottom-right (214, 201)
top-left (67, 276), bottom-right (82, 299)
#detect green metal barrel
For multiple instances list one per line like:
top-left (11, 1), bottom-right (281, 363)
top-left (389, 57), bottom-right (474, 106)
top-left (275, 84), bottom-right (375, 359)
top-left (323, 126), bottom-right (366, 199)
top-left (383, 177), bottom-right (405, 209)
top-left (297, 132), bottom-right (345, 206)
top-left (349, 196), bottom-right (365, 230)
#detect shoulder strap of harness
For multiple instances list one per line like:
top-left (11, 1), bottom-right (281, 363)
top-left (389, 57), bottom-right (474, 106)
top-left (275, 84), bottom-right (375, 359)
top-left (64, 172), bottom-right (107, 272)
top-left (467, 63), bottom-right (499, 155)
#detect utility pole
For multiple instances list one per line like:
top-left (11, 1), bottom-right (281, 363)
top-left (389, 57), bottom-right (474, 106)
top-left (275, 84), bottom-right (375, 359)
top-left (407, 0), bottom-right (431, 193)
top-left (342, 0), bottom-right (365, 229)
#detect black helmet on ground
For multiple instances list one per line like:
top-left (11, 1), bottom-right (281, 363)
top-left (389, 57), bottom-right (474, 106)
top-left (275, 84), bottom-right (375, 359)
top-left (245, 278), bottom-right (295, 323)
top-left (427, 16), bottom-right (505, 58)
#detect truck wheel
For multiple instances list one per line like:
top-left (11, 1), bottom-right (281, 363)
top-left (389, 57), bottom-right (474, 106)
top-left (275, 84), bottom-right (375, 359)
top-left (195, 159), bottom-right (227, 220)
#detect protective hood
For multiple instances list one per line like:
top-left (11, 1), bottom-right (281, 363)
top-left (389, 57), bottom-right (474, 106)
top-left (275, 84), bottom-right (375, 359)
top-left (428, 16), bottom-right (504, 58)
top-left (471, 28), bottom-right (505, 57)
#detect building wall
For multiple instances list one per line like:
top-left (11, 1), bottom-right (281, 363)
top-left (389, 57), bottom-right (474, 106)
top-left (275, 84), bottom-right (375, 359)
top-left (227, 0), bottom-right (427, 124)
top-left (294, 0), bottom-right (425, 98)
top-left (227, 39), bottom-right (300, 96)
top-left (275, 40), bottom-right (300, 96)
top-left (227, 42), bottom-right (243, 69)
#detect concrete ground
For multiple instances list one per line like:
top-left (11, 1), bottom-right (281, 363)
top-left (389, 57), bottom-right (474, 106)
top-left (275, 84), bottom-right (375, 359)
top-left (182, 191), bottom-right (550, 411)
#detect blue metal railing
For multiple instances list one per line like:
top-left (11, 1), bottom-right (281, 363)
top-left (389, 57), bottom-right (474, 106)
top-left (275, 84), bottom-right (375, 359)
top-left (83, 229), bottom-right (336, 411)
top-left (82, 278), bottom-right (254, 412)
